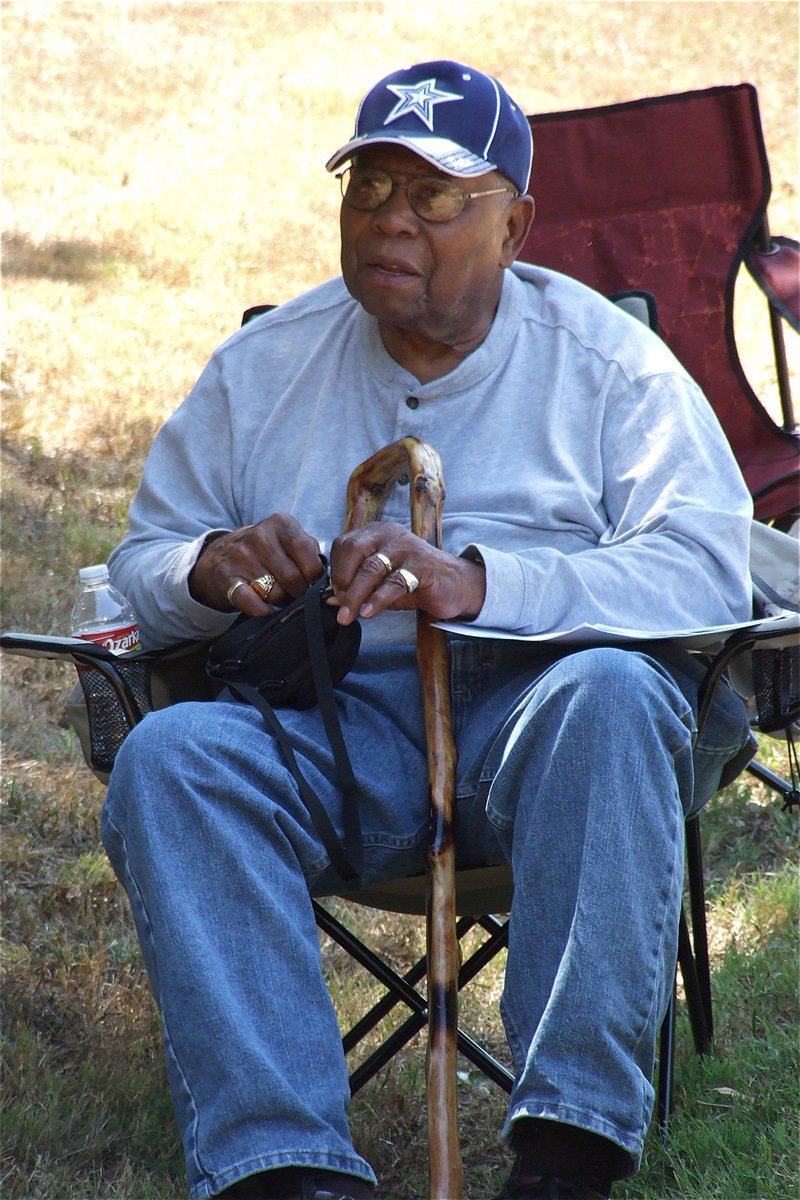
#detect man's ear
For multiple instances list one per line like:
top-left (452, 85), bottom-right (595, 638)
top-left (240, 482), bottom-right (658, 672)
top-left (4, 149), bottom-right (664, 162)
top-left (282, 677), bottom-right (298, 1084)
top-left (500, 194), bottom-right (535, 267)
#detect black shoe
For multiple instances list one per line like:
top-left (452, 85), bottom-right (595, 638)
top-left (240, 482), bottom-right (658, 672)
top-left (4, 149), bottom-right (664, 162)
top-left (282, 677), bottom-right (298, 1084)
top-left (298, 1172), bottom-right (376, 1200)
top-left (494, 1160), bottom-right (609, 1200)
top-left (216, 1169), bottom-right (375, 1200)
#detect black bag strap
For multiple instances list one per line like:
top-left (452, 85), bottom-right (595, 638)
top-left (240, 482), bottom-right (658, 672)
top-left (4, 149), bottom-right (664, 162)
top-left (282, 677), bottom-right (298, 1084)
top-left (303, 579), bottom-right (364, 865)
top-left (227, 582), bottom-right (363, 883)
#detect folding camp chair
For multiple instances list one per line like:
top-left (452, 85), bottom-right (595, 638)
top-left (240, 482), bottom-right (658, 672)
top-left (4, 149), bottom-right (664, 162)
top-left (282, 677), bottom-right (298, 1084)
top-left (519, 80), bottom-right (800, 1134)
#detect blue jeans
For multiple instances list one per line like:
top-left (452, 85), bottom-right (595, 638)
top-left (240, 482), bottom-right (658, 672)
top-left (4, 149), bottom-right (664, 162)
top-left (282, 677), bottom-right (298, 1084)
top-left (101, 639), bottom-right (752, 1198)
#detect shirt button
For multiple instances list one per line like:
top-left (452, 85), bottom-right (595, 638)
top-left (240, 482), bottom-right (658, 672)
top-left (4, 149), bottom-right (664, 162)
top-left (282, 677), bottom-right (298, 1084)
top-left (405, 396), bottom-right (419, 410)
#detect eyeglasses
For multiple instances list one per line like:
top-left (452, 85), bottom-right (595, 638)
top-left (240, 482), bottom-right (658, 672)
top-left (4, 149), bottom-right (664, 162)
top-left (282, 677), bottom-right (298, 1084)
top-left (337, 166), bottom-right (516, 223)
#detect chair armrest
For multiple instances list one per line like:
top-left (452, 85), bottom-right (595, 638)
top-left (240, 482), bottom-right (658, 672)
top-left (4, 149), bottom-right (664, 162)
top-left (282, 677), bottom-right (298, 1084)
top-left (697, 614), bottom-right (800, 736)
top-left (1, 631), bottom-right (217, 778)
top-left (0, 631), bottom-right (120, 661)
top-left (745, 235), bottom-right (800, 332)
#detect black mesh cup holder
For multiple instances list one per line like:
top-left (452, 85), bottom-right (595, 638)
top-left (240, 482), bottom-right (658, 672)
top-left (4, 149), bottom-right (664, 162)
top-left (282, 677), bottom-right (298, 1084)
top-left (76, 656), bottom-right (154, 773)
top-left (752, 645), bottom-right (800, 734)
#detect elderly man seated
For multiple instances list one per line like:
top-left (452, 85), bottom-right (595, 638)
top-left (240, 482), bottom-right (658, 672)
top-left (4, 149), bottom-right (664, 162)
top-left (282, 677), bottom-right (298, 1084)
top-left (101, 59), bottom-right (753, 1200)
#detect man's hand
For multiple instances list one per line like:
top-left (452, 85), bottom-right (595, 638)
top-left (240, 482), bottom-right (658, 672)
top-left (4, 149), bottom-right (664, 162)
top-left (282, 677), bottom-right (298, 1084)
top-left (189, 515), bottom-right (324, 617)
top-left (330, 521), bottom-right (486, 625)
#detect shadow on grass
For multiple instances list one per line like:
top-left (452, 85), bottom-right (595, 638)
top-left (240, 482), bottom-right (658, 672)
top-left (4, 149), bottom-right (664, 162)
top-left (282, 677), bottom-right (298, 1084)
top-left (2, 232), bottom-right (132, 284)
top-left (0, 437), bottom-right (150, 638)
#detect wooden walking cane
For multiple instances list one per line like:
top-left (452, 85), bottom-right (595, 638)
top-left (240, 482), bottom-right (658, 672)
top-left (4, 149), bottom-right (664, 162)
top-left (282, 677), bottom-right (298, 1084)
top-left (345, 437), bottom-right (463, 1200)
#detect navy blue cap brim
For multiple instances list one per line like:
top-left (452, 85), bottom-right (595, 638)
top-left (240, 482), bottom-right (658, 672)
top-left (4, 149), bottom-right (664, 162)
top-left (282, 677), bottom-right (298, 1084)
top-left (325, 131), bottom-right (496, 179)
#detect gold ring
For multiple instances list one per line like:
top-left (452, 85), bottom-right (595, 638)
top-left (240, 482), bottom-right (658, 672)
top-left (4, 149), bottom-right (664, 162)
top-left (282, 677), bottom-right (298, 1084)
top-left (396, 567), bottom-right (420, 594)
top-left (226, 579), bottom-right (248, 605)
top-left (250, 572), bottom-right (277, 601)
top-left (374, 552), bottom-right (394, 576)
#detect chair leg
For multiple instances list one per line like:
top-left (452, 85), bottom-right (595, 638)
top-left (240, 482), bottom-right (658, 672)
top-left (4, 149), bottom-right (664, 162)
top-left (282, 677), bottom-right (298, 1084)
top-left (314, 902), bottom-right (515, 1095)
top-left (747, 757), bottom-right (800, 810)
top-left (313, 900), bottom-right (430, 1093)
top-left (454, 915), bottom-right (513, 1092)
top-left (657, 811), bottom-right (717, 1145)
top-left (657, 898), bottom-right (713, 1145)
top-left (685, 816), bottom-right (713, 1041)
top-left (657, 976), bottom-right (677, 1141)
top-left (677, 904), bottom-right (712, 1055)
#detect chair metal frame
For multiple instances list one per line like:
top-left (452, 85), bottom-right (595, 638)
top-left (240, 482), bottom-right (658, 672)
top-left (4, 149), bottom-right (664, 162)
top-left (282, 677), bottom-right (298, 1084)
top-left (314, 874), bottom-right (515, 1097)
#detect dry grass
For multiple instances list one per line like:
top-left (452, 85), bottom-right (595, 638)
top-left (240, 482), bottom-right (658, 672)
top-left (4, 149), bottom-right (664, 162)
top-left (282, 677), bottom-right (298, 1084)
top-left (2, 3), bottom-right (799, 1199)
top-left (3, 2), bottom-right (798, 461)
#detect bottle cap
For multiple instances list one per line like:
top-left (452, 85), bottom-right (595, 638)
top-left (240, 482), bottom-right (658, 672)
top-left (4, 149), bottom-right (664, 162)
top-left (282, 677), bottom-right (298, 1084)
top-left (78, 563), bottom-right (110, 583)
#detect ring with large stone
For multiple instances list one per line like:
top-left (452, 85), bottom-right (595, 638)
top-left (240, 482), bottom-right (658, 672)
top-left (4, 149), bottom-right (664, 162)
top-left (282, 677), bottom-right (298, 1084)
top-left (250, 572), bottom-right (277, 601)
top-left (373, 552), bottom-right (394, 576)
top-left (396, 567), bottom-right (420, 594)
top-left (226, 578), bottom-right (248, 605)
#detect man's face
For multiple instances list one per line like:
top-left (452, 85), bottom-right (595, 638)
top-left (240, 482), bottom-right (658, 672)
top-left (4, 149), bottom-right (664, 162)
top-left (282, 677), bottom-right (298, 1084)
top-left (339, 145), bottom-right (525, 354)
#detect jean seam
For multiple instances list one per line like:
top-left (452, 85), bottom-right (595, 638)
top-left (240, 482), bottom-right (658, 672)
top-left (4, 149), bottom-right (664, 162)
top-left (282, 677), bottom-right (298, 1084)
top-left (504, 1100), bottom-right (644, 1159)
top-left (103, 804), bottom-right (208, 1183)
top-left (361, 826), bottom-right (428, 849)
top-left (198, 1153), bottom-right (376, 1199)
top-left (627, 783), bottom-right (685, 1145)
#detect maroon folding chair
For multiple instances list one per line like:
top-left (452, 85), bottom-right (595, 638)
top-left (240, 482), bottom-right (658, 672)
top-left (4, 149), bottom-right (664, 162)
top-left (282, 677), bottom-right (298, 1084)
top-left (522, 83), bottom-right (799, 524)
top-left (521, 83), bottom-right (799, 1132)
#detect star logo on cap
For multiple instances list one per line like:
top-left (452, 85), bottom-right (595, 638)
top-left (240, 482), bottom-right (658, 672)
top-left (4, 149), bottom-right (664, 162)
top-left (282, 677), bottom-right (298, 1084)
top-left (383, 78), bottom-right (463, 132)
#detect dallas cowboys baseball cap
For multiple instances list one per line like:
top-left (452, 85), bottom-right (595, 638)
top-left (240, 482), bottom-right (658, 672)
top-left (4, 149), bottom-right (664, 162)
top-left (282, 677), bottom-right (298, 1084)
top-left (325, 60), bottom-right (533, 195)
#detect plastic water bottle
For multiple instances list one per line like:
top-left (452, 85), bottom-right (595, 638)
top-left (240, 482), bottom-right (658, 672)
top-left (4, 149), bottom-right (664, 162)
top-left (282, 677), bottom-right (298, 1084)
top-left (71, 564), bottom-right (141, 655)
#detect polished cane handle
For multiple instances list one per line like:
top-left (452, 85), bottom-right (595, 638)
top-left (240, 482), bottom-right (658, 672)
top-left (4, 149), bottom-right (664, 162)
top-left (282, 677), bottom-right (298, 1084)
top-left (344, 437), bottom-right (463, 1200)
top-left (344, 436), bottom-right (445, 542)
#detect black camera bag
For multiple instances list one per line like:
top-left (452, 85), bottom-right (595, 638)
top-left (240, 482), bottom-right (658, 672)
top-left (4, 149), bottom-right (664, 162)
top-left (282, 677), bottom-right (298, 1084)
top-left (207, 570), bottom-right (364, 881)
